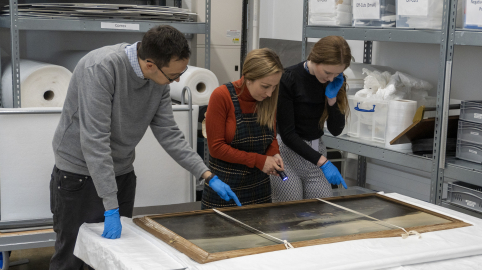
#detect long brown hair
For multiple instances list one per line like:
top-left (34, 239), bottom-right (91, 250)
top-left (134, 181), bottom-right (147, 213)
top-left (308, 36), bottom-right (351, 128)
top-left (240, 48), bottom-right (283, 130)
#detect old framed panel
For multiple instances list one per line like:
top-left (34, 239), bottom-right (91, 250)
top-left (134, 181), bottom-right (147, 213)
top-left (133, 194), bottom-right (470, 264)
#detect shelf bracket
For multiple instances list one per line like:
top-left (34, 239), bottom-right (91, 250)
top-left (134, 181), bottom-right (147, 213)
top-left (430, 0), bottom-right (457, 205)
top-left (357, 156), bottom-right (367, 188)
top-left (363, 41), bottom-right (373, 64)
top-left (204, 0), bottom-right (211, 70)
top-left (9, 0), bottom-right (21, 108)
top-left (301, 0), bottom-right (308, 61)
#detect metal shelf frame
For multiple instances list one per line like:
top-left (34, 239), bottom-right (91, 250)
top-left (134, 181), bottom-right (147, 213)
top-left (302, 0), bottom-right (482, 209)
top-left (0, 0), bottom-right (210, 261)
top-left (439, 0), bottom-right (482, 195)
top-left (0, 0), bottom-right (212, 108)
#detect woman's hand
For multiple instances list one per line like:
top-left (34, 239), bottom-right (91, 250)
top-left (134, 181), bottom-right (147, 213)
top-left (262, 156), bottom-right (282, 175)
top-left (272, 154), bottom-right (285, 171)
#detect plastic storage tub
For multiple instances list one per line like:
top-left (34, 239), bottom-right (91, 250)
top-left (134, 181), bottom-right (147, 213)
top-left (309, 0), bottom-right (352, 26)
top-left (352, 0), bottom-right (396, 27)
top-left (396, 0), bottom-right (443, 29)
top-left (457, 120), bottom-right (482, 144)
top-left (460, 101), bottom-right (482, 124)
top-left (456, 140), bottom-right (482, 164)
top-left (347, 95), bottom-right (388, 142)
top-left (463, 0), bottom-right (482, 30)
top-left (447, 181), bottom-right (482, 212)
top-left (347, 95), bottom-right (361, 137)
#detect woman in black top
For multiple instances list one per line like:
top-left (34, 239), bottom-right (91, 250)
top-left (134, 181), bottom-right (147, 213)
top-left (270, 36), bottom-right (351, 202)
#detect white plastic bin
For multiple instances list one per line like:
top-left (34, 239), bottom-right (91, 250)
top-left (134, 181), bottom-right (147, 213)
top-left (463, 0), bottom-right (482, 30)
top-left (396, 0), bottom-right (443, 29)
top-left (309, 0), bottom-right (352, 26)
top-left (347, 95), bottom-right (361, 137)
top-left (372, 100), bottom-right (389, 142)
top-left (352, 0), bottom-right (396, 27)
top-left (347, 95), bottom-right (388, 142)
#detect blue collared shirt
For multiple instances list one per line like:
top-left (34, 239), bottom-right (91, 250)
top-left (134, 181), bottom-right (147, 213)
top-left (125, 42), bottom-right (144, 79)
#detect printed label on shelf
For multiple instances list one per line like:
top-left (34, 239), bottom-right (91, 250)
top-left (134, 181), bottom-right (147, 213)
top-left (353, 0), bottom-right (381, 20)
top-left (469, 149), bottom-right (478, 155)
top-left (397, 0), bottom-right (429, 16)
top-left (466, 200), bottom-right (477, 208)
top-left (101, 22), bottom-right (139, 31)
top-left (475, 113), bottom-right (482, 119)
top-left (466, 0), bottom-right (482, 26)
top-left (309, 0), bottom-right (336, 13)
top-left (470, 131), bottom-right (480, 136)
top-left (227, 30), bottom-right (241, 38)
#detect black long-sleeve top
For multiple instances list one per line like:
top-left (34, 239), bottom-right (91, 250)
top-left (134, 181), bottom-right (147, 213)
top-left (277, 62), bottom-right (345, 165)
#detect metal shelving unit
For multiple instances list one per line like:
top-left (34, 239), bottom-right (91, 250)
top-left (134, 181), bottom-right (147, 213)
top-left (302, 0), bottom-right (482, 216)
top-left (0, 0), bottom-right (211, 107)
top-left (0, 1), bottom-right (212, 265)
top-left (439, 0), bottom-right (482, 214)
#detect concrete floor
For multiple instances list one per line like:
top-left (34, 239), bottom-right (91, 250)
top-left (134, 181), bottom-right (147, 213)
top-left (7, 247), bottom-right (90, 270)
top-left (7, 247), bottom-right (53, 270)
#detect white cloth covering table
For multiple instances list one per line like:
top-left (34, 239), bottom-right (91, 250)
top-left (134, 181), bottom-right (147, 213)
top-left (74, 193), bottom-right (482, 270)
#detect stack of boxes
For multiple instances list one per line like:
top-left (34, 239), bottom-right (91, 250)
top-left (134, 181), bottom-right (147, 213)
top-left (456, 101), bottom-right (482, 164)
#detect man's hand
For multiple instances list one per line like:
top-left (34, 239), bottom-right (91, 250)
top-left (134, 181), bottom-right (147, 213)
top-left (102, 208), bottom-right (122, 239)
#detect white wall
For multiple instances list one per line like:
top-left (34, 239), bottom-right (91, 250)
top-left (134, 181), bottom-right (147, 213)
top-left (259, 0), bottom-right (364, 62)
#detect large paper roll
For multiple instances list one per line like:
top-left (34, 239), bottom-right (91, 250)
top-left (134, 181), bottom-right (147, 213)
top-left (1, 59), bottom-right (72, 108)
top-left (385, 99), bottom-right (417, 151)
top-left (169, 65), bottom-right (219, 105)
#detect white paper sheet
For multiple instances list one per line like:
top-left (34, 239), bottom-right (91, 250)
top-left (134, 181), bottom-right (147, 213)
top-left (397, 0), bottom-right (429, 16)
top-left (75, 193), bottom-right (482, 270)
top-left (353, 0), bottom-right (381, 20)
top-left (465, 0), bottom-right (482, 26)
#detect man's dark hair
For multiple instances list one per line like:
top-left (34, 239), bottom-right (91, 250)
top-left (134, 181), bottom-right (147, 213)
top-left (138, 25), bottom-right (191, 68)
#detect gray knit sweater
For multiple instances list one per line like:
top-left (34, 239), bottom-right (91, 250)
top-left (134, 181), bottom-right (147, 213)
top-left (52, 43), bottom-right (208, 210)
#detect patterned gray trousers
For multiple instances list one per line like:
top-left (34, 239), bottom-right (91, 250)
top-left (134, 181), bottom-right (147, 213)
top-left (270, 134), bottom-right (333, 202)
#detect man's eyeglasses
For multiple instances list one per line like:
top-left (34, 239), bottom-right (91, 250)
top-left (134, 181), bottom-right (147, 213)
top-left (146, 60), bottom-right (188, 83)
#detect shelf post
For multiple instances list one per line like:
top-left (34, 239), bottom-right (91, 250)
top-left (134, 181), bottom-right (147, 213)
top-left (204, 0), bottom-right (211, 70)
top-left (301, 0), bottom-right (308, 61)
top-left (430, 0), bottom-right (457, 205)
top-left (9, 0), bottom-right (21, 108)
top-left (0, 47), bottom-right (2, 108)
top-left (363, 41), bottom-right (373, 64)
top-left (357, 156), bottom-right (367, 188)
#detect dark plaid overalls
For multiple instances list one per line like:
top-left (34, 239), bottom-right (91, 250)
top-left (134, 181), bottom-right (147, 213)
top-left (201, 82), bottom-right (274, 209)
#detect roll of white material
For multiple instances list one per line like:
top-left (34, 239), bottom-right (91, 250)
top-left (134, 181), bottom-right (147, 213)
top-left (385, 99), bottom-right (417, 151)
top-left (1, 60), bottom-right (72, 108)
top-left (169, 65), bottom-right (219, 105)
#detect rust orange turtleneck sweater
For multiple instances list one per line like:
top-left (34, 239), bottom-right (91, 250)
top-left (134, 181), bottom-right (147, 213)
top-left (205, 77), bottom-right (279, 171)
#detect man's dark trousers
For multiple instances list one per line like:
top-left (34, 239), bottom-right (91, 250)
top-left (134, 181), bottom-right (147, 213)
top-left (49, 166), bottom-right (136, 270)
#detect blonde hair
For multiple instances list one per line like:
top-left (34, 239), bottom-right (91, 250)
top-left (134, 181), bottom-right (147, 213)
top-left (240, 48), bottom-right (283, 130)
top-left (308, 36), bottom-right (352, 128)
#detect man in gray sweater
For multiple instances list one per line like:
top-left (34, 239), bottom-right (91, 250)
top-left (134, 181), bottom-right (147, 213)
top-left (50, 25), bottom-right (240, 270)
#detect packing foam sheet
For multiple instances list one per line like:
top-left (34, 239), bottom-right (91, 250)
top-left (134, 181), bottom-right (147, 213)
top-left (1, 59), bottom-right (71, 108)
top-left (74, 193), bottom-right (482, 270)
top-left (169, 66), bottom-right (219, 105)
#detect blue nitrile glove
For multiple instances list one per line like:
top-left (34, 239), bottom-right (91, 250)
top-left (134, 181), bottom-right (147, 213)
top-left (320, 161), bottom-right (348, 189)
top-left (325, 73), bottom-right (344, 99)
top-left (209, 176), bottom-right (242, 206)
top-left (102, 208), bottom-right (122, 239)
